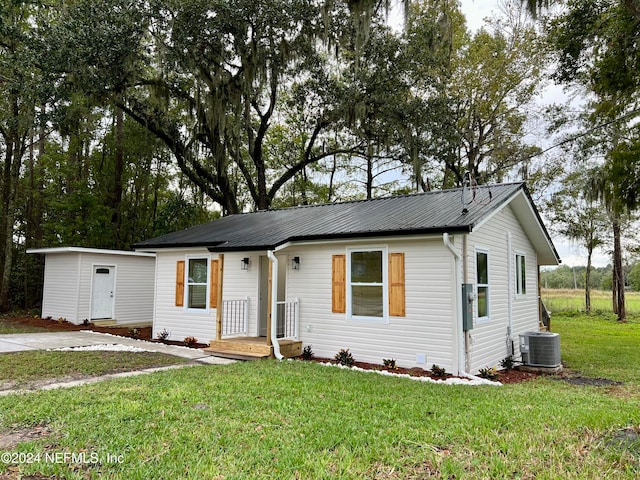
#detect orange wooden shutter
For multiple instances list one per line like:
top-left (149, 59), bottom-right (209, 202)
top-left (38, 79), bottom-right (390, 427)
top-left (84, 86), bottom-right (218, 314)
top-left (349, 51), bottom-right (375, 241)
top-left (175, 260), bottom-right (185, 307)
top-left (389, 253), bottom-right (405, 317)
top-left (210, 259), bottom-right (219, 308)
top-left (332, 255), bottom-right (346, 313)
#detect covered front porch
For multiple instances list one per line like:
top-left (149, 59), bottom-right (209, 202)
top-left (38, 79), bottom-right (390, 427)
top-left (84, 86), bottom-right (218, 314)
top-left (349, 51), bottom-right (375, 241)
top-left (204, 254), bottom-right (302, 360)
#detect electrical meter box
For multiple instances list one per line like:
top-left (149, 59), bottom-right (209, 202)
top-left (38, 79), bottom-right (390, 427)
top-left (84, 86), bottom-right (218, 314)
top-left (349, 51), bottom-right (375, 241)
top-left (462, 284), bottom-right (474, 331)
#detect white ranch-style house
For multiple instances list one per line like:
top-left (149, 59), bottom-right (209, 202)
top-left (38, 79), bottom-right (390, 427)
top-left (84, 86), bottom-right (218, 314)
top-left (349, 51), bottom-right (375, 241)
top-left (133, 182), bottom-right (560, 375)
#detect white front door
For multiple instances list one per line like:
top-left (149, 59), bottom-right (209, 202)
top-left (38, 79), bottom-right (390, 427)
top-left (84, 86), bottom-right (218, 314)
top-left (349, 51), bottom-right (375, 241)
top-left (91, 266), bottom-right (115, 319)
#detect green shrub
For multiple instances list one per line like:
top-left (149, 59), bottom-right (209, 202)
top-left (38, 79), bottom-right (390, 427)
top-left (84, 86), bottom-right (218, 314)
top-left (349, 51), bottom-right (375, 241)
top-left (430, 364), bottom-right (447, 377)
top-left (334, 348), bottom-right (354, 367)
top-left (499, 356), bottom-right (516, 371)
top-left (301, 345), bottom-right (314, 360)
top-left (478, 366), bottom-right (499, 381)
top-left (382, 358), bottom-right (398, 370)
top-left (157, 329), bottom-right (170, 342)
top-left (184, 336), bottom-right (198, 347)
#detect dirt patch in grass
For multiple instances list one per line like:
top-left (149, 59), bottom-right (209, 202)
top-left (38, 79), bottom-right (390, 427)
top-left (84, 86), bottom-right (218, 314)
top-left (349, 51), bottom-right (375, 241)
top-left (0, 424), bottom-right (65, 480)
top-left (0, 424), bottom-right (52, 450)
top-left (556, 374), bottom-right (624, 387)
top-left (2, 316), bottom-right (151, 341)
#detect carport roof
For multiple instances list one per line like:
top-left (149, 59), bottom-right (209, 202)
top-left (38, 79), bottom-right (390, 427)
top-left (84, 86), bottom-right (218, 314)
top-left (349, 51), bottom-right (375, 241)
top-left (133, 182), bottom-right (560, 265)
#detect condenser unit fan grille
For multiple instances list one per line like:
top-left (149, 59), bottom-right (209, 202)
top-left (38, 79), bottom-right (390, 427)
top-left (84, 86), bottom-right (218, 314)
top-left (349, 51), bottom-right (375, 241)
top-left (520, 332), bottom-right (561, 368)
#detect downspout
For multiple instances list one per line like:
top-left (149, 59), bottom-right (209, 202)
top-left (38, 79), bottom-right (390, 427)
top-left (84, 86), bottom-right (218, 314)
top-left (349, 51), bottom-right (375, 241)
top-left (443, 233), bottom-right (465, 376)
top-left (462, 234), bottom-right (470, 372)
top-left (443, 232), bottom-right (490, 383)
top-left (506, 232), bottom-right (514, 355)
top-left (267, 250), bottom-right (283, 360)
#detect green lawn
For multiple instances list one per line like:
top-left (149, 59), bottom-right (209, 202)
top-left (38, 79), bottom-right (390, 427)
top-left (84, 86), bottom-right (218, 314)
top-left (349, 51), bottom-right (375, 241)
top-left (552, 313), bottom-right (640, 384)
top-left (0, 314), bottom-right (638, 479)
top-left (0, 351), bottom-right (191, 390)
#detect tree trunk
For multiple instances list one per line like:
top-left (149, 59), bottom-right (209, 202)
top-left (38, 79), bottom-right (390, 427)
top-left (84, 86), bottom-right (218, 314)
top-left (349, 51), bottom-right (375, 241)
top-left (111, 107), bottom-right (125, 249)
top-left (23, 122), bottom-right (45, 309)
top-left (585, 247), bottom-right (592, 314)
top-left (365, 141), bottom-right (374, 199)
top-left (328, 156), bottom-right (337, 203)
top-left (0, 138), bottom-right (23, 312)
top-left (612, 216), bottom-right (627, 322)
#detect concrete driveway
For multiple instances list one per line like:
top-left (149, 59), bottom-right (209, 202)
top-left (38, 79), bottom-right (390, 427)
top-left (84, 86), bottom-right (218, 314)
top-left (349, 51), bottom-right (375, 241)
top-left (0, 331), bottom-right (235, 365)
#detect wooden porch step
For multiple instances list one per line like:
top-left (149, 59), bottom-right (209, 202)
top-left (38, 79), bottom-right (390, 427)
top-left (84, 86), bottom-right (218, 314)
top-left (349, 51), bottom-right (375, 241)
top-left (91, 319), bottom-right (118, 326)
top-left (205, 337), bottom-right (303, 360)
top-left (202, 348), bottom-right (271, 361)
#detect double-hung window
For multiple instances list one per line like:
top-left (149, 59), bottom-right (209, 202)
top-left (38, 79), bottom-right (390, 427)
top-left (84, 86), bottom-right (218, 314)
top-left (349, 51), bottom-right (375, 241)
top-left (348, 248), bottom-right (387, 320)
top-left (187, 257), bottom-right (208, 309)
top-left (476, 249), bottom-right (489, 321)
top-left (515, 253), bottom-right (526, 295)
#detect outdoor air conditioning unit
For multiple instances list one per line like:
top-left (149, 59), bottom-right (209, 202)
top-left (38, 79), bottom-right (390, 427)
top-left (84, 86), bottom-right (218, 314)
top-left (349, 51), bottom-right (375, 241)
top-left (519, 332), bottom-right (561, 368)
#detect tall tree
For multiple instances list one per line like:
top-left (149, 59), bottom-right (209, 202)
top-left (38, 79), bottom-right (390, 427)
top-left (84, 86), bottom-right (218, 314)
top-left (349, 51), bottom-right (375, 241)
top-left (46, 0), bottom-right (398, 213)
top-left (0, 1), bottom-right (41, 312)
top-left (545, 0), bottom-right (640, 321)
top-left (439, 1), bottom-right (547, 186)
top-left (44, 0), bottom-right (469, 213)
top-left (524, 0), bottom-right (640, 21)
top-left (545, 168), bottom-right (608, 313)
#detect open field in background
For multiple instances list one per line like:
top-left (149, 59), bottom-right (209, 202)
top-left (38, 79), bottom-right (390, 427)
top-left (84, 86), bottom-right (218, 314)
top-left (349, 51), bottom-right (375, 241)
top-left (0, 313), bottom-right (638, 479)
top-left (542, 289), bottom-right (640, 317)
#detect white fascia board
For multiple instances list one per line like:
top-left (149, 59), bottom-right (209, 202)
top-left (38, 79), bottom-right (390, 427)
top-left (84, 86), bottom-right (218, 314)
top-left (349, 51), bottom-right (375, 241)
top-left (27, 247), bottom-right (156, 258)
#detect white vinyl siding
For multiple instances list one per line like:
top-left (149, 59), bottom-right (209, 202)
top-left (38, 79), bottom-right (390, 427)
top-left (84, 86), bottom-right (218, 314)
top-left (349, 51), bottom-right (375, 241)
top-left (153, 250), bottom-right (263, 342)
top-left (287, 239), bottom-right (456, 371)
top-left (41, 253), bottom-right (81, 322)
top-left (39, 250), bottom-right (155, 325)
top-left (153, 249), bottom-right (215, 342)
top-left (466, 205), bottom-right (540, 374)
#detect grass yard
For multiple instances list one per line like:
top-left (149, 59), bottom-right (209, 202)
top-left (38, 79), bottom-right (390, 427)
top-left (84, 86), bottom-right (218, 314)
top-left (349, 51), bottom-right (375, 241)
top-left (0, 315), bottom-right (638, 479)
top-left (0, 351), bottom-right (191, 391)
top-left (551, 313), bottom-right (640, 384)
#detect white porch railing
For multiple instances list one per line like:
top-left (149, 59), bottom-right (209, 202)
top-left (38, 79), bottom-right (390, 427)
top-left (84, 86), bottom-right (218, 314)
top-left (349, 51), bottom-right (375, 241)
top-left (222, 297), bottom-right (249, 337)
top-left (276, 298), bottom-right (299, 340)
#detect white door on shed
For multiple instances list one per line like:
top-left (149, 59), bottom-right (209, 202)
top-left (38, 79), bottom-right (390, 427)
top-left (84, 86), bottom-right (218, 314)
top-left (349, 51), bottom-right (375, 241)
top-left (91, 266), bottom-right (115, 319)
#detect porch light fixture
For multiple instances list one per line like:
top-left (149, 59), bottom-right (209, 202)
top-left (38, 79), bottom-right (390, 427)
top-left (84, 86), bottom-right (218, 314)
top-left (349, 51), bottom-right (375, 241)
top-left (241, 257), bottom-right (250, 270)
top-left (292, 256), bottom-right (300, 270)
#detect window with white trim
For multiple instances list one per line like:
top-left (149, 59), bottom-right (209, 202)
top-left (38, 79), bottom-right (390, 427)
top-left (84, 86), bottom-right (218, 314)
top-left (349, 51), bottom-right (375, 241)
top-left (515, 253), bottom-right (526, 295)
top-left (348, 248), bottom-right (387, 320)
top-left (187, 257), bottom-right (208, 309)
top-left (476, 249), bottom-right (489, 320)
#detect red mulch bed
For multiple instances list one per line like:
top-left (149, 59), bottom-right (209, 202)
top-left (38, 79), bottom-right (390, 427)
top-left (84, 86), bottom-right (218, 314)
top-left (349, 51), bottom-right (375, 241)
top-left (3, 316), bottom-right (215, 348)
top-left (4, 316), bottom-right (153, 341)
top-left (309, 357), bottom-right (542, 384)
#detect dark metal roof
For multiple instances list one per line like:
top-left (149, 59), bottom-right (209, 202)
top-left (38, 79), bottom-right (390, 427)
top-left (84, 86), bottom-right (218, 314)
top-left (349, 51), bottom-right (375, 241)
top-left (134, 183), bottom-right (560, 260)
